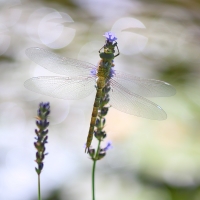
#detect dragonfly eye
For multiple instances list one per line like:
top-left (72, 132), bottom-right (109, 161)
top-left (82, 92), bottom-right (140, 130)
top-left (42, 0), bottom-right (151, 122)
top-left (100, 52), bottom-right (114, 60)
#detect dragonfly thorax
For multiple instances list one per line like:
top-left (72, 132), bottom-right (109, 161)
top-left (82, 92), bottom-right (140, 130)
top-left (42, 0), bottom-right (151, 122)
top-left (97, 59), bottom-right (112, 80)
top-left (100, 52), bottom-right (114, 60)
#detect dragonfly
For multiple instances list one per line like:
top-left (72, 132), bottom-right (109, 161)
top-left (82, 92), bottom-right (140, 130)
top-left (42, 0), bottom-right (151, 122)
top-left (24, 31), bottom-right (176, 152)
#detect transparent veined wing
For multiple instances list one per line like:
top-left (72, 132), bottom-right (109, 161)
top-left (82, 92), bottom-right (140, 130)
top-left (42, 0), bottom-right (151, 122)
top-left (113, 71), bottom-right (176, 97)
top-left (26, 47), bottom-right (96, 77)
top-left (24, 76), bottom-right (96, 100)
top-left (109, 79), bottom-right (167, 120)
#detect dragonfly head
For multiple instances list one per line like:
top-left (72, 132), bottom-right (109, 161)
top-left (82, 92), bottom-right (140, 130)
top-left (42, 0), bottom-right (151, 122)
top-left (99, 43), bottom-right (116, 60)
top-left (99, 32), bottom-right (119, 59)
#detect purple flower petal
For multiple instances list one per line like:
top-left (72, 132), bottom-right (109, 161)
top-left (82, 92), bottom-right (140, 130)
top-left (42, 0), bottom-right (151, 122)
top-left (103, 31), bottom-right (117, 42)
top-left (104, 141), bottom-right (113, 151)
top-left (90, 68), bottom-right (97, 76)
top-left (109, 67), bottom-right (116, 78)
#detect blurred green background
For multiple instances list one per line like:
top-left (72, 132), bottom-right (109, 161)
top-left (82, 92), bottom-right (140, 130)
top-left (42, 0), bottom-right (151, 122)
top-left (0, 0), bottom-right (200, 199)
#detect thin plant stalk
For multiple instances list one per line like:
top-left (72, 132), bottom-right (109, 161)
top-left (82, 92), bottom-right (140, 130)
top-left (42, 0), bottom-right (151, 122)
top-left (92, 160), bottom-right (96, 200)
top-left (92, 140), bottom-right (101, 200)
top-left (38, 174), bottom-right (41, 200)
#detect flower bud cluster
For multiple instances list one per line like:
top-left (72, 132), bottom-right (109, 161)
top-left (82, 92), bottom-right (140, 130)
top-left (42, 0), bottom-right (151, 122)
top-left (89, 82), bottom-right (112, 160)
top-left (34, 102), bottom-right (50, 175)
top-left (96, 84), bottom-right (110, 140)
top-left (88, 141), bottom-right (112, 160)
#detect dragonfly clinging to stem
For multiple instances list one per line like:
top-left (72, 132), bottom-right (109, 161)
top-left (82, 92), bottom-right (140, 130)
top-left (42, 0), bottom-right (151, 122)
top-left (24, 31), bottom-right (176, 152)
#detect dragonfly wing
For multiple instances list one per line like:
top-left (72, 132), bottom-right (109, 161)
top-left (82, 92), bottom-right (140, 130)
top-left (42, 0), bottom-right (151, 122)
top-left (26, 47), bottom-right (96, 77)
top-left (24, 76), bottom-right (96, 100)
top-left (109, 79), bottom-right (167, 120)
top-left (113, 71), bottom-right (176, 97)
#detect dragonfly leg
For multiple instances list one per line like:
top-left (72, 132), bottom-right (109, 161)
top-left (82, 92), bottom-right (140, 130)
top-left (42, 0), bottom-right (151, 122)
top-left (114, 43), bottom-right (120, 57)
top-left (99, 45), bottom-right (104, 54)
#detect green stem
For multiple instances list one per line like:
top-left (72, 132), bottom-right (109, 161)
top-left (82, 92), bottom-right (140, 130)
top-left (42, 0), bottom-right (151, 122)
top-left (96, 138), bottom-right (101, 156)
top-left (38, 174), bottom-right (41, 200)
top-left (92, 140), bottom-right (101, 200)
top-left (92, 160), bottom-right (96, 200)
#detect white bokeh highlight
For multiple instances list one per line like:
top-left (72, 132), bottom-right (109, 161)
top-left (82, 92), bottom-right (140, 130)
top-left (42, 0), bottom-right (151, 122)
top-left (111, 17), bottom-right (148, 55)
top-left (0, 0), bottom-right (21, 27)
top-left (26, 7), bottom-right (76, 49)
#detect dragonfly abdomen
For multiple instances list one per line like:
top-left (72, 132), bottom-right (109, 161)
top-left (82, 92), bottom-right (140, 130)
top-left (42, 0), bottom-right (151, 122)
top-left (85, 77), bottom-right (106, 152)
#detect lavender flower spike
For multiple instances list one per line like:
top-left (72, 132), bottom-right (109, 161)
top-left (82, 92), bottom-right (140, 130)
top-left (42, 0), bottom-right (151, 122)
top-left (103, 31), bottom-right (117, 43)
top-left (34, 102), bottom-right (50, 175)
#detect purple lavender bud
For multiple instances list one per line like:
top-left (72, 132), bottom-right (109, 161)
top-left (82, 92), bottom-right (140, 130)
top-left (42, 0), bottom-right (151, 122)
top-left (103, 31), bottom-right (117, 43)
top-left (101, 107), bottom-right (108, 116)
top-left (45, 110), bottom-right (50, 117)
top-left (35, 129), bottom-right (39, 136)
top-left (42, 120), bottom-right (49, 129)
top-left (103, 132), bottom-right (107, 138)
top-left (102, 118), bottom-right (106, 125)
top-left (43, 136), bottom-right (48, 143)
top-left (95, 118), bottom-right (100, 127)
top-left (104, 97), bottom-right (110, 105)
top-left (36, 152), bottom-right (40, 159)
top-left (38, 163), bottom-right (44, 171)
top-left (98, 151), bottom-right (106, 160)
top-left (88, 148), bottom-right (95, 158)
top-left (36, 120), bottom-right (41, 128)
top-left (103, 86), bottom-right (111, 93)
top-left (103, 141), bottom-right (112, 151)
top-left (109, 68), bottom-right (116, 78)
top-left (43, 102), bottom-right (48, 108)
top-left (41, 129), bottom-right (48, 136)
top-left (39, 102), bottom-right (43, 107)
top-left (90, 68), bottom-right (97, 76)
